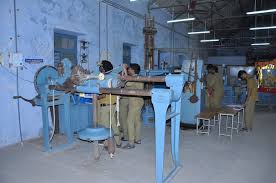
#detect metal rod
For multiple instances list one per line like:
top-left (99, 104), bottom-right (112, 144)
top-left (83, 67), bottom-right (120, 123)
top-left (100, 88), bottom-right (151, 97)
top-left (106, 3), bottom-right (109, 60)
top-left (92, 94), bottom-right (98, 128)
top-left (170, 9), bottom-right (173, 66)
top-left (150, 4), bottom-right (188, 10)
top-left (120, 75), bottom-right (165, 83)
top-left (99, 1), bottom-right (101, 62)
top-left (13, 0), bottom-right (23, 145)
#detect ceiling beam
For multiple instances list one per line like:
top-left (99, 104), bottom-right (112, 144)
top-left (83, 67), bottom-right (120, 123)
top-left (150, 3), bottom-right (187, 10)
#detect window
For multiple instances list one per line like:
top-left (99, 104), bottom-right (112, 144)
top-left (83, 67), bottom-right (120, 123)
top-left (123, 43), bottom-right (131, 65)
top-left (54, 32), bottom-right (77, 66)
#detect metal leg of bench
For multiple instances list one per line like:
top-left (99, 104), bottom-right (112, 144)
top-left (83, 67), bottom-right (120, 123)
top-left (211, 116), bottom-right (216, 127)
top-left (196, 118), bottom-right (199, 135)
top-left (219, 114), bottom-right (221, 136)
top-left (226, 115), bottom-right (229, 133)
top-left (231, 115), bottom-right (234, 140)
top-left (207, 119), bottom-right (210, 136)
top-left (237, 112), bottom-right (240, 133)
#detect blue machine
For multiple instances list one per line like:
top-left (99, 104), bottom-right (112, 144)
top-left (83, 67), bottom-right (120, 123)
top-left (152, 74), bottom-right (185, 183)
top-left (20, 58), bottom-right (91, 152)
top-left (140, 59), bottom-right (204, 126)
top-left (75, 70), bottom-right (186, 183)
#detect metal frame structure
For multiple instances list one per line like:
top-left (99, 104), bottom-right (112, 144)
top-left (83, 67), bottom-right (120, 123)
top-left (148, 0), bottom-right (276, 59)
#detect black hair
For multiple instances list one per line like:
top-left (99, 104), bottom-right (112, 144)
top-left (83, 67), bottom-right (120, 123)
top-left (206, 64), bottom-right (213, 71)
top-left (129, 63), bottom-right (141, 74)
top-left (213, 65), bottom-right (218, 73)
top-left (238, 70), bottom-right (247, 79)
top-left (100, 60), bottom-right (113, 72)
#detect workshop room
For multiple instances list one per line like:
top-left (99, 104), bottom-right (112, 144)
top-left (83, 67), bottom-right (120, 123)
top-left (1, 0), bottom-right (276, 183)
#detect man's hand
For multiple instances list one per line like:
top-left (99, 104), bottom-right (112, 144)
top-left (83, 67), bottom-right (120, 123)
top-left (97, 94), bottom-right (106, 100)
top-left (207, 88), bottom-right (214, 97)
top-left (121, 64), bottom-right (128, 76)
top-left (200, 75), bottom-right (207, 83)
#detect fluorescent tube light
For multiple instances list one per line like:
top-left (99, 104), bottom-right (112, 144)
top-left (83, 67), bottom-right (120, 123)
top-left (167, 18), bottom-right (195, 23)
top-left (250, 26), bottom-right (276, 30)
top-left (200, 39), bottom-right (219, 43)
top-left (251, 43), bottom-right (270, 46)
top-left (188, 30), bottom-right (210, 35)
top-left (247, 9), bottom-right (276, 15)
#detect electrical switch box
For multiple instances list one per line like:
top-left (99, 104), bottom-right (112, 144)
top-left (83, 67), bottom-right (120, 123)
top-left (9, 52), bottom-right (23, 67)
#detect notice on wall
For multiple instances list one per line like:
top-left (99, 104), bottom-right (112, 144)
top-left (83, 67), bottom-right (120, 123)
top-left (25, 58), bottom-right (43, 64)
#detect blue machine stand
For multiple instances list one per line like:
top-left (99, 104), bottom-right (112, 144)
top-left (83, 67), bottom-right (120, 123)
top-left (24, 58), bottom-right (91, 152)
top-left (34, 61), bottom-right (75, 152)
top-left (40, 91), bottom-right (73, 152)
top-left (151, 74), bottom-right (184, 183)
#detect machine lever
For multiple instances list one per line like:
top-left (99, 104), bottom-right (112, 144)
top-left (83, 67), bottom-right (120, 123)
top-left (13, 96), bottom-right (36, 106)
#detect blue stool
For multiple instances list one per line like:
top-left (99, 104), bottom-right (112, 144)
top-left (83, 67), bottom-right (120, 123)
top-left (78, 127), bottom-right (111, 141)
top-left (78, 127), bottom-right (113, 160)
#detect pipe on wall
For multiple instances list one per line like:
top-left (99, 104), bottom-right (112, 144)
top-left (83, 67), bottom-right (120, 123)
top-left (13, 0), bottom-right (23, 145)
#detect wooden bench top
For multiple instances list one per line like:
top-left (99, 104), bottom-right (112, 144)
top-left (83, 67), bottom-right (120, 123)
top-left (196, 110), bottom-right (217, 119)
top-left (195, 106), bottom-right (238, 119)
top-left (218, 107), bottom-right (238, 115)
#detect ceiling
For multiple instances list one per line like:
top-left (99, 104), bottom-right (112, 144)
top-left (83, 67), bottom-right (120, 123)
top-left (149, 0), bottom-right (276, 60)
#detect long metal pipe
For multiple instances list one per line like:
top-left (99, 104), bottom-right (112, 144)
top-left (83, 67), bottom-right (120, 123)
top-left (13, 0), bottom-right (23, 145)
top-left (92, 94), bottom-right (98, 127)
top-left (106, 3), bottom-right (109, 60)
top-left (48, 84), bottom-right (152, 96)
top-left (98, 1), bottom-right (101, 62)
top-left (100, 88), bottom-right (151, 97)
top-left (120, 75), bottom-right (165, 83)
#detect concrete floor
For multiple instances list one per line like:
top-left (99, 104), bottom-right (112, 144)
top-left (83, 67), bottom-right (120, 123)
top-left (1, 110), bottom-right (275, 183)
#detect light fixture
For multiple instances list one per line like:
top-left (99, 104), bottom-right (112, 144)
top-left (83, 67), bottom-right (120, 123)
top-left (188, 30), bottom-right (210, 35)
top-left (247, 9), bottom-right (276, 15)
top-left (130, 0), bottom-right (136, 1)
top-left (167, 17), bottom-right (195, 23)
top-left (250, 26), bottom-right (276, 30)
top-left (200, 29), bottom-right (219, 43)
top-left (188, 21), bottom-right (210, 35)
top-left (251, 42), bottom-right (270, 46)
top-left (200, 39), bottom-right (219, 42)
top-left (167, 4), bottom-right (195, 24)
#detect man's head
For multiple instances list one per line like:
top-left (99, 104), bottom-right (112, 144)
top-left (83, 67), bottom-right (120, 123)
top-left (238, 70), bottom-right (247, 80)
top-left (57, 63), bottom-right (64, 76)
top-left (127, 63), bottom-right (141, 76)
top-left (207, 64), bottom-right (215, 74)
top-left (99, 60), bottom-right (113, 74)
